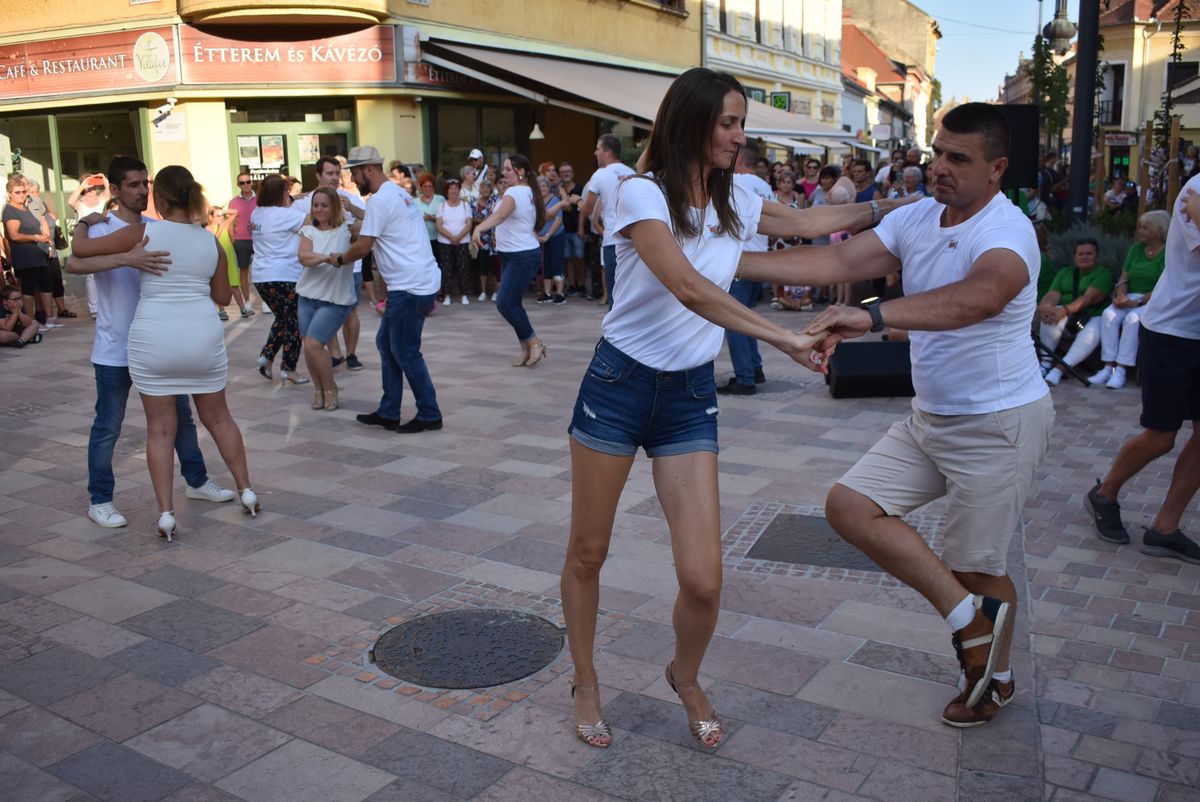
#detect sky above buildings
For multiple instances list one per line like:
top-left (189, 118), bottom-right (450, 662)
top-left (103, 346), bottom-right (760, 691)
top-left (911, 0), bottom-right (1082, 104)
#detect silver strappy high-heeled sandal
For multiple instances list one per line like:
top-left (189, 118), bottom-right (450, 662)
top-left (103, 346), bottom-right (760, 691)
top-left (666, 661), bottom-right (724, 749)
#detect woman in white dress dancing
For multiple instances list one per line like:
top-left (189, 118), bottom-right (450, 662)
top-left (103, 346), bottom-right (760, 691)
top-left (72, 166), bottom-right (258, 540)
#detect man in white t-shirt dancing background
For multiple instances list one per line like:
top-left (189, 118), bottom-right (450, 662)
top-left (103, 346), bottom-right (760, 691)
top-left (743, 103), bottom-right (1054, 727)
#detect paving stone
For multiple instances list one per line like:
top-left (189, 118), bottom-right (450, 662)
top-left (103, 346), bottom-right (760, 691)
top-left (573, 730), bottom-right (795, 801)
top-left (820, 711), bottom-right (958, 777)
top-left (180, 665), bottom-right (303, 718)
top-left (327, 559), bottom-right (460, 601)
top-left (847, 640), bottom-right (959, 685)
top-left (319, 530), bottom-right (407, 557)
top-left (192, 584), bottom-right (295, 618)
top-left (856, 759), bottom-right (956, 802)
top-left (40, 616), bottom-right (147, 658)
top-left (203, 625), bottom-right (328, 689)
top-left (469, 766), bottom-right (622, 802)
top-left (159, 783), bottom-right (243, 802)
top-left (0, 751), bottom-right (84, 802)
top-left (262, 696), bottom-right (401, 757)
top-left (955, 769), bottom-right (1044, 802)
top-left (108, 639), bottom-right (222, 686)
top-left (48, 672), bottom-right (200, 741)
top-left (362, 777), bottom-right (462, 802)
top-left (48, 742), bottom-right (193, 802)
top-left (359, 726), bottom-right (514, 798)
top-left (1089, 766), bottom-right (1161, 802)
top-left (122, 599), bottom-right (263, 653)
top-left (707, 679), bottom-right (839, 740)
top-left (215, 739), bottom-right (395, 802)
top-left (0, 704), bottom-right (104, 766)
top-left (44, 575), bottom-right (178, 624)
top-left (1157, 702), bottom-right (1200, 732)
top-left (1049, 702), bottom-right (1120, 737)
top-left (132, 567), bottom-right (227, 599)
top-left (0, 556), bottom-right (102, 596)
top-left (0, 646), bottom-right (122, 705)
top-left (126, 703), bottom-right (292, 783)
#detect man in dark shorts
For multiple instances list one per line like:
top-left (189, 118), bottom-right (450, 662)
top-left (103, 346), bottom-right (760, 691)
top-left (227, 172), bottom-right (257, 316)
top-left (1085, 176), bottom-right (1200, 564)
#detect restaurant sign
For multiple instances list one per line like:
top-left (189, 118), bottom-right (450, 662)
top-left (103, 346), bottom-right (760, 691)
top-left (179, 25), bottom-right (396, 84)
top-left (0, 27), bottom-right (175, 101)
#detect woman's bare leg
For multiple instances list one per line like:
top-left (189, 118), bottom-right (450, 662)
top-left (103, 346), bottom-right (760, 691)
top-left (302, 336), bottom-right (334, 396)
top-left (191, 391), bottom-right (250, 490)
top-left (560, 439), bottom-right (635, 744)
top-left (140, 394), bottom-right (180, 513)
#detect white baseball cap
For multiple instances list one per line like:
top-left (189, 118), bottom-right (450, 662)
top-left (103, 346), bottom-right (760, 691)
top-left (468, 148), bottom-right (484, 160)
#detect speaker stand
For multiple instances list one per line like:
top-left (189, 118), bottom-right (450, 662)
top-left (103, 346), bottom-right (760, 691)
top-left (1033, 336), bottom-right (1090, 387)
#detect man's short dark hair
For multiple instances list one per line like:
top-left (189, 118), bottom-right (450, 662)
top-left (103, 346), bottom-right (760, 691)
top-left (818, 165), bottom-right (841, 181)
top-left (738, 143), bottom-right (760, 168)
top-left (598, 134), bottom-right (622, 158)
top-left (1074, 237), bottom-right (1099, 252)
top-left (314, 156), bottom-right (340, 176)
top-left (851, 158), bottom-right (873, 172)
top-left (107, 155), bottom-right (147, 187)
top-left (940, 102), bottom-right (1010, 161)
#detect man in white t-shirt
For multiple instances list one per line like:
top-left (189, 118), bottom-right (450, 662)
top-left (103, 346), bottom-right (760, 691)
top-left (720, 143), bottom-right (775, 395)
top-left (1085, 175), bottom-right (1200, 566)
top-left (314, 156), bottom-right (365, 371)
top-left (743, 103), bottom-right (1054, 728)
top-left (65, 156), bottom-right (236, 529)
top-left (579, 134), bottom-right (635, 305)
top-left (337, 146), bottom-right (443, 434)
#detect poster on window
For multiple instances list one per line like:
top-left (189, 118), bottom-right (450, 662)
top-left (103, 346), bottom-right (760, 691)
top-left (260, 135), bottom-right (285, 168)
top-left (237, 136), bottom-right (262, 168)
top-left (299, 134), bottom-right (320, 165)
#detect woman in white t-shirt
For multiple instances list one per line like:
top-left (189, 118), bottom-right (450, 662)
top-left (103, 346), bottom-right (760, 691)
top-left (558, 68), bottom-right (887, 752)
top-left (435, 179), bottom-right (473, 305)
top-left (297, 188), bottom-right (356, 411)
top-left (250, 175), bottom-right (310, 386)
top-left (472, 154), bottom-right (548, 366)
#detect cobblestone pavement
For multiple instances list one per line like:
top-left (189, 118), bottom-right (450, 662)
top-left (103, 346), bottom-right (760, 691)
top-left (0, 285), bottom-right (1197, 802)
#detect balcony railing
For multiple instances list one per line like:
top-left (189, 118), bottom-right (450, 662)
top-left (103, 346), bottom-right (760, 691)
top-left (1097, 99), bottom-right (1123, 127)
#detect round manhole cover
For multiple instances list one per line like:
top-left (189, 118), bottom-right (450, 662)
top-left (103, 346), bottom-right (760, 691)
top-left (370, 609), bottom-right (564, 689)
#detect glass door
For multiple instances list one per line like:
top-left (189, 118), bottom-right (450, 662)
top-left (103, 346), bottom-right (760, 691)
top-left (228, 122), bottom-right (352, 191)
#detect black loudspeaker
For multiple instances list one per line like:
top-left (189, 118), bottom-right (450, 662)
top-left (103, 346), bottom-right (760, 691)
top-left (825, 341), bottom-right (915, 399)
top-left (995, 104), bottom-right (1040, 192)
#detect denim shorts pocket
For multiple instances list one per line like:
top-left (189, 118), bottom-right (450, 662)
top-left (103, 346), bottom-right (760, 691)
top-left (587, 355), bottom-right (624, 383)
top-left (689, 376), bottom-right (717, 399)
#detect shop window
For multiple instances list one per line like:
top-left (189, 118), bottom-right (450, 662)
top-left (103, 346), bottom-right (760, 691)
top-left (429, 103), bottom-right (519, 183)
top-left (1167, 61), bottom-right (1198, 90)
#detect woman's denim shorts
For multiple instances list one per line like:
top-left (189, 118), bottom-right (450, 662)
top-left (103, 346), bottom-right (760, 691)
top-left (568, 338), bottom-right (719, 458)
top-left (298, 295), bottom-right (353, 344)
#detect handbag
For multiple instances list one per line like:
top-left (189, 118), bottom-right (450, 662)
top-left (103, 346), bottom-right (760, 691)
top-left (53, 224), bottom-right (68, 251)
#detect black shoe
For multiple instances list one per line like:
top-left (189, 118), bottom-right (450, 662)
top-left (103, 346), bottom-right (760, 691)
top-left (1141, 527), bottom-right (1200, 565)
top-left (345, 354), bottom-right (364, 371)
top-left (535, 293), bottom-right (550, 304)
top-left (396, 417), bottom-right (443, 433)
top-left (552, 294), bottom-right (566, 305)
top-left (754, 368), bottom-right (766, 384)
top-left (716, 378), bottom-right (756, 396)
top-left (356, 412), bottom-right (399, 431)
top-left (1085, 480), bottom-right (1129, 544)
top-left (331, 356), bottom-right (346, 368)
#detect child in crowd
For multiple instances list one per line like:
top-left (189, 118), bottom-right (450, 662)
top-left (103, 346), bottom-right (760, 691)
top-left (0, 285), bottom-right (41, 347)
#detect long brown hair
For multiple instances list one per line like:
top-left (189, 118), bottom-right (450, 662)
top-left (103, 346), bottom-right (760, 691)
top-left (154, 165), bottom-right (207, 224)
top-left (507, 154), bottom-right (545, 231)
top-left (640, 68), bottom-right (745, 240)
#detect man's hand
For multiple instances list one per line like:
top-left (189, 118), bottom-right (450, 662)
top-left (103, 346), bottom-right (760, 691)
top-left (775, 328), bottom-right (831, 373)
top-left (1114, 292), bottom-right (1138, 309)
top-left (125, 237), bottom-right (171, 275)
top-left (805, 305), bottom-right (872, 345)
top-left (1184, 189), bottom-right (1200, 227)
top-left (78, 212), bottom-right (109, 228)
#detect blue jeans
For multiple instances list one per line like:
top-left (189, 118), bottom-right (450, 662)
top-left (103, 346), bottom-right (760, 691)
top-left (602, 244), bottom-right (617, 306)
top-left (87, 363), bottom-right (208, 505)
top-left (375, 290), bottom-right (441, 422)
top-left (497, 248), bottom-right (541, 342)
top-left (727, 278), bottom-right (763, 386)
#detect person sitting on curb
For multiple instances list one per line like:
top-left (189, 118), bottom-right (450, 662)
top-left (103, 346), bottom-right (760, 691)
top-left (0, 285), bottom-right (41, 346)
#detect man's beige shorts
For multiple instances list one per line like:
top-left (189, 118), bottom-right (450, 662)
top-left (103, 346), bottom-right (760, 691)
top-left (837, 393), bottom-right (1054, 576)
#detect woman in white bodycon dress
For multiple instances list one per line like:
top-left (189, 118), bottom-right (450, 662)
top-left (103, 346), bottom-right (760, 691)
top-left (72, 166), bottom-right (259, 540)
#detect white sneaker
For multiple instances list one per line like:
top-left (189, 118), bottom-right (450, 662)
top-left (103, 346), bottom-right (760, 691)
top-left (42, 319), bottom-right (64, 330)
top-left (477, 292), bottom-right (487, 302)
top-left (1106, 367), bottom-right (1127, 389)
top-left (1044, 368), bottom-right (1062, 386)
top-left (461, 295), bottom-right (470, 305)
top-left (88, 502), bottom-right (128, 528)
top-left (185, 479), bottom-right (236, 503)
top-left (444, 296), bottom-right (452, 305)
top-left (1087, 367), bottom-right (1112, 386)
top-left (491, 293), bottom-right (498, 301)
top-left (262, 306), bottom-right (273, 315)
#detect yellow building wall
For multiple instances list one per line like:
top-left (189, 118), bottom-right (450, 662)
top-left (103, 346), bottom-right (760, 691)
top-left (0, 0), bottom-right (170, 38)
top-left (356, 97), bottom-right (423, 167)
top-left (391, 0), bottom-right (701, 70)
top-left (145, 101), bottom-right (234, 203)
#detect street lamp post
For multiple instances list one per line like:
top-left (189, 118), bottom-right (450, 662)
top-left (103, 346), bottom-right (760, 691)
top-left (1067, 0), bottom-right (1101, 224)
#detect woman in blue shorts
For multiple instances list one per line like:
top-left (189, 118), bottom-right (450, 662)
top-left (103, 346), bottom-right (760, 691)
top-left (558, 67), bottom-right (901, 751)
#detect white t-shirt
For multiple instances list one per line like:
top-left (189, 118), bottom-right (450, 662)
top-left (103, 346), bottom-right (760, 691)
top-left (335, 188), bottom-right (363, 275)
top-left (296, 224), bottom-right (356, 306)
top-left (436, 200), bottom-right (473, 245)
top-left (495, 184), bottom-right (540, 253)
top-left (89, 214), bottom-right (151, 367)
top-left (360, 181), bottom-right (440, 295)
top-left (585, 161), bottom-right (637, 246)
top-left (602, 175), bottom-right (763, 370)
top-left (733, 173), bottom-right (774, 253)
top-left (1142, 172), bottom-right (1200, 340)
top-left (249, 198), bottom-right (310, 284)
top-left (873, 192), bottom-right (1047, 415)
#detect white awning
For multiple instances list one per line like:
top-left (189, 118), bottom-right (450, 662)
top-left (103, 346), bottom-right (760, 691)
top-left (845, 141), bottom-right (887, 154)
top-left (761, 136), bottom-right (827, 155)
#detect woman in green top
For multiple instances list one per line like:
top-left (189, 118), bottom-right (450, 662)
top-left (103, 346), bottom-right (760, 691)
top-left (1088, 210), bottom-right (1169, 389)
top-left (1037, 238), bottom-right (1113, 385)
top-left (206, 205), bottom-right (248, 321)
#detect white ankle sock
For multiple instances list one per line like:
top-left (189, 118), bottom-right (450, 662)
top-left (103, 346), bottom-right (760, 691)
top-left (946, 594), bottom-right (975, 632)
top-left (993, 669), bottom-right (1012, 682)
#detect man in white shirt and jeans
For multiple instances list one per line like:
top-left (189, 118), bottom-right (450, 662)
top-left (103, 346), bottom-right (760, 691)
top-left (1085, 176), bottom-right (1200, 565)
top-left (579, 134), bottom-right (635, 305)
top-left (339, 146), bottom-right (444, 434)
top-left (742, 103), bottom-right (1054, 727)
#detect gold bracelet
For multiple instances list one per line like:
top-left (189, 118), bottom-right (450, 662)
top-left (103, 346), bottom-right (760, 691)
top-left (734, 259), bottom-right (744, 281)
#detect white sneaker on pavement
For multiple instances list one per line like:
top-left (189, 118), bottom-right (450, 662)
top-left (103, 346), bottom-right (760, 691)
top-left (1087, 367), bottom-right (1111, 386)
top-left (1044, 367), bottom-right (1062, 386)
top-left (185, 479), bottom-right (236, 502)
top-left (461, 295), bottom-right (470, 305)
top-left (88, 502), bottom-right (128, 528)
top-left (477, 292), bottom-right (487, 301)
top-left (1106, 367), bottom-right (1127, 389)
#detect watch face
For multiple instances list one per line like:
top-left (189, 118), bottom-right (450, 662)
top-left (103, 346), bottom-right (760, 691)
top-left (860, 296), bottom-right (880, 306)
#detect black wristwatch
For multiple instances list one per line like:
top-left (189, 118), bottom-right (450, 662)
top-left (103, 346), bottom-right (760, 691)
top-left (336, 254), bottom-right (344, 266)
top-left (860, 296), bottom-right (885, 333)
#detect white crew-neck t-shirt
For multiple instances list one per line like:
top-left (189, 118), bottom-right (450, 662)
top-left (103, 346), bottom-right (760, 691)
top-left (360, 181), bottom-right (441, 295)
top-left (872, 192), bottom-right (1046, 415)
top-left (601, 175), bottom-right (763, 371)
top-left (1141, 172), bottom-right (1200, 340)
top-left (249, 197), bottom-right (311, 284)
top-left (585, 161), bottom-right (637, 247)
top-left (436, 200), bottom-right (472, 245)
top-left (495, 184), bottom-right (540, 253)
top-left (732, 172), bottom-right (774, 253)
top-left (89, 214), bottom-right (154, 367)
